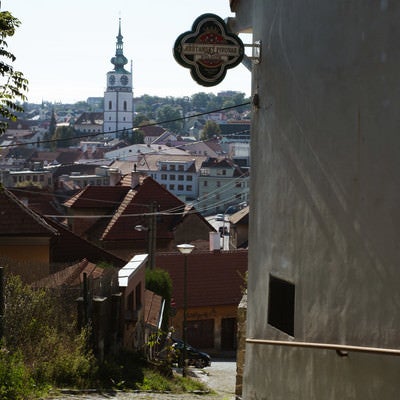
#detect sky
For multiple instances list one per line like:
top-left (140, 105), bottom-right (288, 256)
top-left (2, 0), bottom-right (252, 104)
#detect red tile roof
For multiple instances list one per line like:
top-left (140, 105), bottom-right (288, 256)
top-left (156, 249), bottom-right (248, 308)
top-left (63, 185), bottom-right (131, 209)
top-left (31, 258), bottom-right (109, 288)
top-left (44, 217), bottom-right (126, 267)
top-left (0, 186), bottom-right (58, 236)
top-left (101, 177), bottom-right (187, 241)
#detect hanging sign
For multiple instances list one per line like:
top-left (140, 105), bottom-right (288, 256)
top-left (173, 13), bottom-right (244, 87)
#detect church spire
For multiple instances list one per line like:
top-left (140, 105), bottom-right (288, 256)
top-left (111, 18), bottom-right (128, 72)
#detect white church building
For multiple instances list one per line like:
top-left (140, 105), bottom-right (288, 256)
top-left (103, 19), bottom-right (134, 138)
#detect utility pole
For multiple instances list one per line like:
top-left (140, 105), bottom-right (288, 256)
top-left (148, 201), bottom-right (157, 270)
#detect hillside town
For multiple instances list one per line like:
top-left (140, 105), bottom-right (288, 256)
top-left (0, 16), bottom-right (250, 399)
top-left (2, 1), bottom-right (398, 399)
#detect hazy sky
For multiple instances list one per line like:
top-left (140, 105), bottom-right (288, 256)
top-left (2, 0), bottom-right (252, 104)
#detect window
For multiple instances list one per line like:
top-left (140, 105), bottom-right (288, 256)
top-left (178, 175), bottom-right (184, 181)
top-left (33, 175), bottom-right (38, 182)
top-left (178, 184), bottom-right (184, 191)
top-left (204, 181), bottom-right (208, 187)
top-left (170, 174), bottom-right (176, 180)
top-left (123, 101), bottom-right (127, 111)
top-left (161, 174), bottom-right (167, 180)
top-left (161, 164), bottom-right (167, 171)
top-left (268, 275), bottom-right (295, 336)
top-left (169, 164), bottom-right (176, 171)
top-left (108, 101), bottom-right (112, 110)
top-left (186, 185), bottom-right (192, 191)
top-left (178, 165), bottom-right (184, 171)
top-left (217, 181), bottom-right (221, 187)
top-left (186, 175), bottom-right (192, 181)
top-left (169, 184), bottom-right (175, 190)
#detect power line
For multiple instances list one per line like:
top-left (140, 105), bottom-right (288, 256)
top-left (0, 101), bottom-right (251, 149)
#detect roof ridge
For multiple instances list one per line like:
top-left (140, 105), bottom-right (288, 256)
top-left (1, 186), bottom-right (59, 235)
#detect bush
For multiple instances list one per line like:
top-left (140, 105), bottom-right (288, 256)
top-left (3, 275), bottom-right (96, 389)
top-left (0, 346), bottom-right (35, 400)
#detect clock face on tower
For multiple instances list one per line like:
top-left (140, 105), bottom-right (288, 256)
top-left (109, 75), bottom-right (115, 85)
top-left (120, 75), bottom-right (128, 86)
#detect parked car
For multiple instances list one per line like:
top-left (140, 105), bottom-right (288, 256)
top-left (215, 213), bottom-right (224, 221)
top-left (172, 339), bottom-right (211, 368)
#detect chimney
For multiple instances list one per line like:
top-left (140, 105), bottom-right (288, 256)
top-left (131, 170), bottom-right (141, 189)
top-left (209, 231), bottom-right (220, 251)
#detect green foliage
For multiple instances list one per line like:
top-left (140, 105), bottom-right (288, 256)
top-left (0, 10), bottom-right (28, 134)
top-left (156, 104), bottom-right (183, 133)
top-left (51, 126), bottom-right (77, 148)
top-left (201, 120), bottom-right (221, 140)
top-left (0, 346), bottom-right (35, 400)
top-left (136, 367), bottom-right (209, 393)
top-left (4, 275), bottom-right (96, 390)
top-left (96, 350), bottom-right (145, 389)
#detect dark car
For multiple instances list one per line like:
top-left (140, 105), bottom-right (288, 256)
top-left (172, 339), bottom-right (211, 368)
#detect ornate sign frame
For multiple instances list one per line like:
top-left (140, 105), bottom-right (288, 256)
top-left (173, 13), bottom-right (244, 87)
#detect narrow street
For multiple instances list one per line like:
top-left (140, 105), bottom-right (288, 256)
top-left (44, 358), bottom-right (236, 400)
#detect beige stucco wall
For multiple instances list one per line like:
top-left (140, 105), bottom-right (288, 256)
top-left (237, 1), bottom-right (400, 398)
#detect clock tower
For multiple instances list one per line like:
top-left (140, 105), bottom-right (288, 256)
top-left (103, 19), bottom-right (134, 138)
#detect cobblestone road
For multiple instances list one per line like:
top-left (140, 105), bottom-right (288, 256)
top-left (42, 359), bottom-right (236, 400)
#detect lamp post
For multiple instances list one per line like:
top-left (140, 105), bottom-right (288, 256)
top-left (177, 243), bottom-right (195, 377)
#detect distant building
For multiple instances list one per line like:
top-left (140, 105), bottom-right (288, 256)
top-left (103, 19), bottom-right (134, 139)
top-left (198, 158), bottom-right (249, 215)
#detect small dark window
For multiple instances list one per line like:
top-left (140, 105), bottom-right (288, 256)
top-left (268, 275), bottom-right (295, 336)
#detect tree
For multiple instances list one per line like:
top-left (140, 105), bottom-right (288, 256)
top-left (52, 126), bottom-right (76, 149)
top-left (156, 104), bottom-right (183, 133)
top-left (200, 120), bottom-right (221, 140)
top-left (0, 9), bottom-right (28, 133)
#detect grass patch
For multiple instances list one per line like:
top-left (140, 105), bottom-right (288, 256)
top-left (96, 351), bottom-right (210, 393)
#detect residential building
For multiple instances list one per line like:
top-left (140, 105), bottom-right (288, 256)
top-left (57, 165), bottom-right (122, 190)
top-left (228, 205), bottom-right (249, 250)
top-left (230, 1), bottom-right (400, 398)
top-left (157, 249), bottom-right (248, 354)
top-left (103, 19), bottom-right (134, 138)
top-left (198, 157), bottom-right (249, 215)
top-left (135, 154), bottom-right (208, 202)
top-left (0, 167), bottom-right (53, 189)
top-left (62, 173), bottom-right (214, 260)
top-left (104, 143), bottom-right (187, 161)
top-left (0, 185), bottom-right (58, 280)
top-left (74, 112), bottom-right (103, 134)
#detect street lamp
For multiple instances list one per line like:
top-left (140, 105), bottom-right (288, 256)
top-left (177, 243), bottom-right (195, 377)
top-left (134, 201), bottom-right (157, 269)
